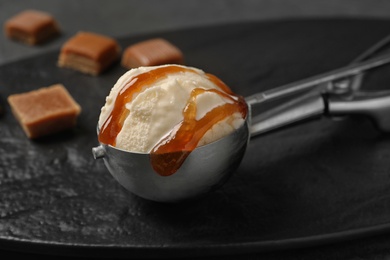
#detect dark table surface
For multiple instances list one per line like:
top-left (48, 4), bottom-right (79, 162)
top-left (2, 1), bottom-right (390, 259)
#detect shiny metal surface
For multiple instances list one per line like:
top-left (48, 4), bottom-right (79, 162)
top-left (328, 91), bottom-right (390, 132)
top-left (92, 119), bottom-right (250, 202)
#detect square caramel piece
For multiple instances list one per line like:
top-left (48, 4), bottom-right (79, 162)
top-left (7, 84), bottom-right (81, 139)
top-left (4, 10), bottom-right (60, 45)
top-left (121, 38), bottom-right (184, 69)
top-left (58, 31), bottom-right (121, 76)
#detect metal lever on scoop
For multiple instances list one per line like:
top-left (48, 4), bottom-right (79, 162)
top-left (335, 34), bottom-right (390, 94)
top-left (248, 52), bottom-right (390, 137)
top-left (245, 52), bottom-right (390, 106)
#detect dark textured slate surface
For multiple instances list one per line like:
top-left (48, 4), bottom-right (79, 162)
top-left (1, 19), bottom-right (390, 258)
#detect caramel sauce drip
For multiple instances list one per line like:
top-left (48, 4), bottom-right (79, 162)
top-left (151, 88), bottom-right (247, 176)
top-left (99, 65), bottom-right (248, 176)
top-left (99, 65), bottom-right (191, 145)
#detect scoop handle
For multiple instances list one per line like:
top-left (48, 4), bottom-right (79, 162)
top-left (249, 91), bottom-right (325, 137)
top-left (249, 90), bottom-right (390, 137)
top-left (327, 91), bottom-right (390, 132)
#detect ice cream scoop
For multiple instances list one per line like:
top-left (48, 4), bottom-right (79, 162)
top-left (93, 53), bottom-right (390, 202)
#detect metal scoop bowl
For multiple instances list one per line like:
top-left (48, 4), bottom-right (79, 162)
top-left (92, 50), bottom-right (390, 203)
top-left (92, 120), bottom-right (249, 202)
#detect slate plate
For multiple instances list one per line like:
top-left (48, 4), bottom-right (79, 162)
top-left (1, 19), bottom-right (390, 258)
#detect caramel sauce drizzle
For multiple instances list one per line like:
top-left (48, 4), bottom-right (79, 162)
top-left (99, 65), bottom-right (247, 176)
top-left (99, 65), bottom-right (188, 146)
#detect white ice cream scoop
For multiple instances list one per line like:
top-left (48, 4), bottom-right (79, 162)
top-left (93, 52), bottom-right (390, 203)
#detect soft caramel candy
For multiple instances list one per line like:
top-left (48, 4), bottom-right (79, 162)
top-left (7, 84), bottom-right (81, 139)
top-left (58, 31), bottom-right (121, 76)
top-left (4, 10), bottom-right (60, 45)
top-left (121, 38), bottom-right (184, 69)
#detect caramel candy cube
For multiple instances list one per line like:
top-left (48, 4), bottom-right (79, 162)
top-left (121, 38), bottom-right (184, 69)
top-left (7, 84), bottom-right (81, 139)
top-left (58, 31), bottom-right (121, 76)
top-left (4, 10), bottom-right (60, 45)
